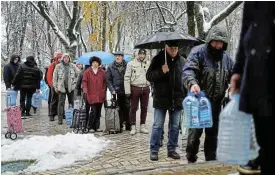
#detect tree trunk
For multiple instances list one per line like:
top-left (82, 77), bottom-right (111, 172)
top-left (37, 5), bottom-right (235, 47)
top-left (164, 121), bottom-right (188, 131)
top-left (186, 1), bottom-right (195, 36)
top-left (194, 1), bottom-right (205, 39)
top-left (115, 21), bottom-right (122, 51)
top-left (102, 2), bottom-right (107, 51)
top-left (19, 2), bottom-right (29, 55)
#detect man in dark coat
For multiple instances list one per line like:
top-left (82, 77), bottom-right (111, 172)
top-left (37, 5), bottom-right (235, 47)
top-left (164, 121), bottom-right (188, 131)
top-left (146, 41), bottom-right (187, 161)
top-left (182, 24), bottom-right (234, 162)
top-left (12, 56), bottom-right (41, 116)
top-left (230, 2), bottom-right (274, 175)
top-left (3, 54), bottom-right (21, 90)
top-left (106, 51), bottom-right (130, 132)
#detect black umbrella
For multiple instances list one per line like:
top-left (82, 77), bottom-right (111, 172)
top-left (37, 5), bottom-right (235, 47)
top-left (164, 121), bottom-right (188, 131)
top-left (134, 31), bottom-right (198, 64)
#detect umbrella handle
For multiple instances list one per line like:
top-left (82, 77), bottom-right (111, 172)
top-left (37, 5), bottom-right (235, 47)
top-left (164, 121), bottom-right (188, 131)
top-left (164, 43), bottom-right (167, 65)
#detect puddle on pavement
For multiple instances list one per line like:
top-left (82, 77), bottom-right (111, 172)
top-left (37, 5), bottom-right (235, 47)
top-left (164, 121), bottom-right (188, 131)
top-left (1, 160), bottom-right (35, 173)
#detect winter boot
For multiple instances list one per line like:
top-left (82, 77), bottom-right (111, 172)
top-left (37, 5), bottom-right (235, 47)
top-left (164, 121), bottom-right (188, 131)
top-left (130, 125), bottom-right (136, 135)
top-left (25, 110), bottom-right (32, 117)
top-left (140, 124), bottom-right (149, 134)
top-left (49, 116), bottom-right (54, 121)
top-left (58, 119), bottom-right (63, 125)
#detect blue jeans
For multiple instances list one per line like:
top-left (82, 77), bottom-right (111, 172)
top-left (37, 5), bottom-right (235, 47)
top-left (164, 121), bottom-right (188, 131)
top-left (150, 108), bottom-right (181, 153)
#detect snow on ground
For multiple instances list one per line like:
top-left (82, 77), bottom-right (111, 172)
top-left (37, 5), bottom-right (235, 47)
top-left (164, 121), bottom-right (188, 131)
top-left (1, 133), bottom-right (112, 173)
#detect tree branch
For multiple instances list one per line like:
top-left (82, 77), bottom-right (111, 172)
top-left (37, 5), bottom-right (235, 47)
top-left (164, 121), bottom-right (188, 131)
top-left (204, 1), bottom-right (243, 32)
top-left (33, 1), bottom-right (70, 48)
top-left (61, 1), bottom-right (72, 20)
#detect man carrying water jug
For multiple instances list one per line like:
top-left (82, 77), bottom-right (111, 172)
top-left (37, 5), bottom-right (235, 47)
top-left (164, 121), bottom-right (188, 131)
top-left (12, 56), bottom-right (41, 117)
top-left (182, 24), bottom-right (233, 162)
top-left (53, 53), bottom-right (79, 125)
top-left (146, 41), bottom-right (187, 161)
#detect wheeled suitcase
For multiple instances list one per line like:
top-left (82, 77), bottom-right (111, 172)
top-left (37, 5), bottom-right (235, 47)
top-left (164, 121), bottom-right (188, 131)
top-left (104, 95), bottom-right (121, 134)
top-left (5, 106), bottom-right (24, 140)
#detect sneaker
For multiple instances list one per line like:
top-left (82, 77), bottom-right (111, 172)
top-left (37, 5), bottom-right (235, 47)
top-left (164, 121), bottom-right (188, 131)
top-left (150, 152), bottom-right (158, 161)
top-left (140, 124), bottom-right (149, 134)
top-left (130, 125), bottom-right (136, 135)
top-left (168, 151), bottom-right (181, 159)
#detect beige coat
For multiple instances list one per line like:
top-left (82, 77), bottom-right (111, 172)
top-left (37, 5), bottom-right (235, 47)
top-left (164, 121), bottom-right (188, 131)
top-left (53, 62), bottom-right (79, 93)
top-left (124, 58), bottom-right (150, 95)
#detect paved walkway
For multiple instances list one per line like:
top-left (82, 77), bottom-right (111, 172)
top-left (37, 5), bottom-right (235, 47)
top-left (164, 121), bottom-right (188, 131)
top-left (1, 93), bottom-right (237, 175)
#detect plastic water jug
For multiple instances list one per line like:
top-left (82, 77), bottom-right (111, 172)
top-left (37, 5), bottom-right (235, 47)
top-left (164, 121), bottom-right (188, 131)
top-left (74, 100), bottom-right (80, 110)
top-left (6, 90), bottom-right (17, 107)
top-left (182, 92), bottom-right (200, 128)
top-left (217, 94), bottom-right (259, 165)
top-left (198, 92), bottom-right (212, 128)
top-left (65, 104), bottom-right (74, 126)
top-left (32, 92), bottom-right (42, 107)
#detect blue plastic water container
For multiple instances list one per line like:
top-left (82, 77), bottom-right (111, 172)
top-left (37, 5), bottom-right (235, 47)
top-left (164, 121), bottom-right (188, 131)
top-left (65, 105), bottom-right (74, 125)
top-left (32, 92), bottom-right (42, 107)
top-left (6, 90), bottom-right (17, 107)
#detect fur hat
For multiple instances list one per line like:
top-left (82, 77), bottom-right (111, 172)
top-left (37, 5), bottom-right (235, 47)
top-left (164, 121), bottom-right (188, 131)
top-left (89, 56), bottom-right (102, 66)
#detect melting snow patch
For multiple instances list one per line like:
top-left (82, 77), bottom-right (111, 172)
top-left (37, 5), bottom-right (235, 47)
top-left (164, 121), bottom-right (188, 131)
top-left (1, 133), bottom-right (111, 173)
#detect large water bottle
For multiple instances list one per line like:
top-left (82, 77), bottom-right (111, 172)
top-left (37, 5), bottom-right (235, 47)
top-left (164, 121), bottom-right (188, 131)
top-left (74, 100), bottom-right (80, 110)
top-left (32, 92), bottom-right (42, 107)
top-left (6, 90), bottom-right (17, 107)
top-left (198, 92), bottom-right (212, 128)
top-left (65, 104), bottom-right (74, 126)
top-left (182, 93), bottom-right (200, 128)
top-left (217, 94), bottom-right (254, 165)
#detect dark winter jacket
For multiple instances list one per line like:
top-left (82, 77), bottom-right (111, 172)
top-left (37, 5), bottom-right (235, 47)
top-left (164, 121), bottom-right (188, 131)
top-left (12, 56), bottom-right (41, 91)
top-left (146, 50), bottom-right (187, 110)
top-left (76, 65), bottom-right (90, 96)
top-left (106, 60), bottom-right (128, 94)
top-left (233, 2), bottom-right (275, 116)
top-left (182, 25), bottom-right (234, 102)
top-left (3, 54), bottom-right (21, 89)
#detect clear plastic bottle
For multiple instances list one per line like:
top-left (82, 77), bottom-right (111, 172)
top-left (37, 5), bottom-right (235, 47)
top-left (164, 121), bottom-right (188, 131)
top-left (74, 100), bottom-right (80, 110)
top-left (199, 94), bottom-right (212, 128)
top-left (65, 104), bottom-right (74, 126)
top-left (217, 94), bottom-right (253, 165)
top-left (182, 93), bottom-right (200, 128)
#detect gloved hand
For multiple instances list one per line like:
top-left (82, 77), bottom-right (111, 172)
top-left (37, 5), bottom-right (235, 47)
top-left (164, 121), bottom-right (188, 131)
top-left (125, 94), bottom-right (131, 107)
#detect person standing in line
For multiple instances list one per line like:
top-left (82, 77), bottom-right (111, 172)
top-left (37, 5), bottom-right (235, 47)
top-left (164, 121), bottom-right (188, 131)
top-left (106, 51), bottom-right (130, 132)
top-left (124, 49), bottom-right (151, 135)
top-left (82, 56), bottom-right (107, 132)
top-left (53, 53), bottom-right (79, 124)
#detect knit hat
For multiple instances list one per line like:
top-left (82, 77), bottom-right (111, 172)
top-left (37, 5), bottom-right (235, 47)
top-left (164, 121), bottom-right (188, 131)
top-left (89, 56), bottom-right (102, 66)
top-left (138, 49), bottom-right (146, 55)
top-left (61, 53), bottom-right (71, 62)
top-left (113, 51), bottom-right (124, 56)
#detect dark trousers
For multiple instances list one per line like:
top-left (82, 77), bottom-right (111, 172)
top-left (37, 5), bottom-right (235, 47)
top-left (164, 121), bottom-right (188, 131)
top-left (48, 86), bottom-right (52, 115)
top-left (49, 87), bottom-right (59, 117)
top-left (20, 88), bottom-right (34, 113)
top-left (86, 103), bottom-right (102, 131)
top-left (129, 86), bottom-right (150, 125)
top-left (117, 94), bottom-right (130, 128)
top-left (57, 89), bottom-right (74, 120)
top-left (253, 114), bottom-right (273, 175)
top-left (186, 102), bottom-right (220, 161)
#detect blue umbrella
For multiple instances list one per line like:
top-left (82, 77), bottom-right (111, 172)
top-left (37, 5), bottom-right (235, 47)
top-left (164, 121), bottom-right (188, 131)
top-left (77, 51), bottom-right (132, 65)
top-left (76, 51), bottom-right (115, 65)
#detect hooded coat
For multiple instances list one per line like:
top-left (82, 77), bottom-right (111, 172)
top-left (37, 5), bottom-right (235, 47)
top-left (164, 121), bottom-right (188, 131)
top-left (12, 56), bottom-right (41, 91)
top-left (182, 25), bottom-right (234, 102)
top-left (3, 54), bottom-right (21, 89)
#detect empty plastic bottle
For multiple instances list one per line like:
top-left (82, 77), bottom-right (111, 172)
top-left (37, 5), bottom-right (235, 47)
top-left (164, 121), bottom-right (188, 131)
top-left (32, 92), bottom-right (42, 107)
top-left (217, 94), bottom-right (254, 165)
top-left (74, 100), bottom-right (80, 110)
top-left (198, 92), bottom-right (212, 128)
top-left (65, 104), bottom-right (74, 126)
top-left (182, 92), bottom-right (200, 128)
top-left (6, 90), bottom-right (17, 107)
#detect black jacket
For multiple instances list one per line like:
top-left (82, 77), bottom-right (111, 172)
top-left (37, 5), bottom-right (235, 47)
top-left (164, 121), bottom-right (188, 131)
top-left (3, 54), bottom-right (21, 89)
top-left (146, 51), bottom-right (187, 110)
top-left (106, 60), bottom-right (127, 94)
top-left (233, 2), bottom-right (274, 116)
top-left (182, 25), bottom-right (234, 102)
top-left (12, 57), bottom-right (41, 91)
